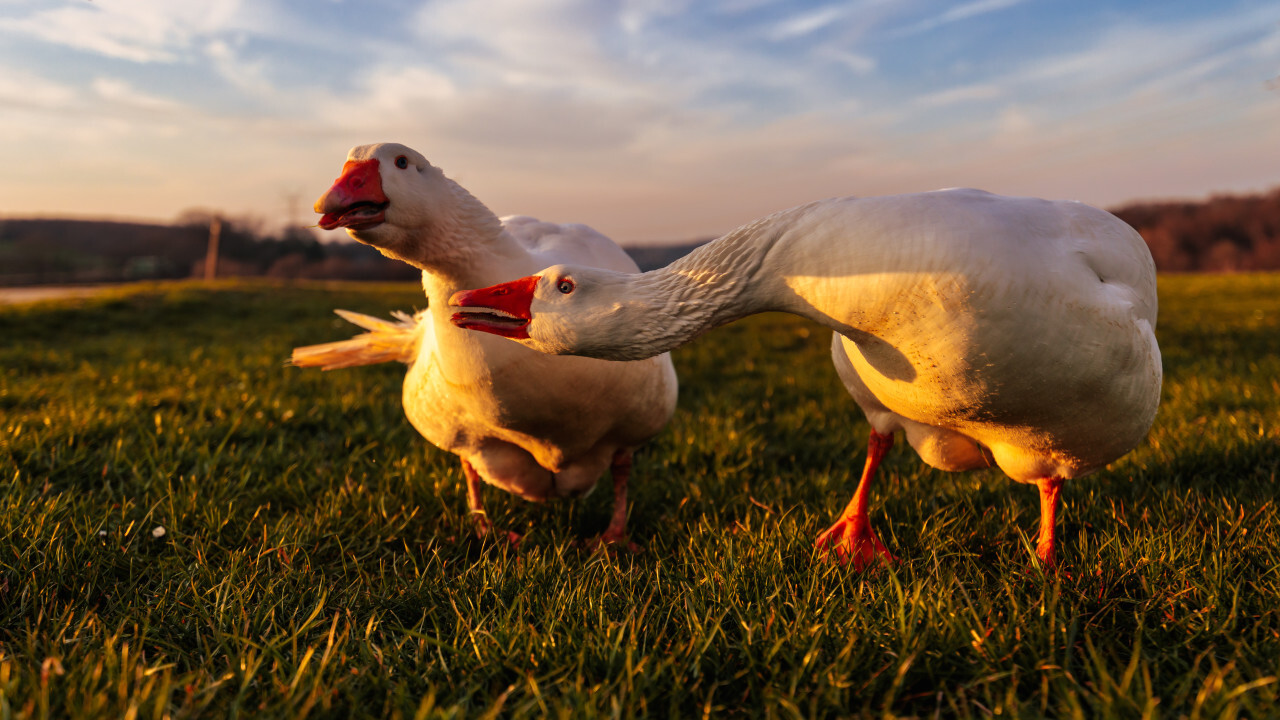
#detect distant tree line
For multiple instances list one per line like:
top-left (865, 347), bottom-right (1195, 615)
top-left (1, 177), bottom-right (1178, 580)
top-left (1, 187), bottom-right (1278, 286)
top-left (1110, 187), bottom-right (1280, 272)
top-left (0, 210), bottom-right (419, 286)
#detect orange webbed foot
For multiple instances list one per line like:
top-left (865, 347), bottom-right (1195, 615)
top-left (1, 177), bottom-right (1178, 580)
top-left (815, 516), bottom-right (898, 570)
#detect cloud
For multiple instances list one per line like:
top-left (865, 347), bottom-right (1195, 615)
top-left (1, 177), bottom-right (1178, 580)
top-left (1005, 7), bottom-right (1280, 99)
top-left (993, 105), bottom-right (1034, 146)
top-left (312, 60), bottom-right (664, 162)
top-left (818, 47), bottom-right (877, 76)
top-left (618, 0), bottom-right (689, 35)
top-left (92, 77), bottom-right (184, 112)
top-left (0, 0), bottom-right (246, 63)
top-left (914, 83), bottom-right (1001, 108)
top-left (0, 67), bottom-right (77, 110)
top-left (893, 0), bottom-right (1025, 37)
top-left (204, 38), bottom-right (274, 97)
top-left (2, 0), bottom-right (1278, 241)
top-left (412, 0), bottom-right (621, 92)
top-left (769, 5), bottom-right (846, 41)
top-left (879, 4), bottom-right (1280, 150)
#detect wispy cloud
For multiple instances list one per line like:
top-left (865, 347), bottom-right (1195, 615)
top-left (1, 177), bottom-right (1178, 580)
top-left (0, 0), bottom-right (245, 63)
top-left (992, 6), bottom-right (1280, 113)
top-left (770, 5), bottom-right (846, 40)
top-left (892, 0), bottom-right (1025, 37)
top-left (0, 68), bottom-right (77, 110)
top-left (92, 77), bottom-right (185, 112)
top-left (818, 47), bottom-right (877, 76)
top-left (940, 0), bottom-right (1025, 24)
top-left (412, 0), bottom-right (620, 93)
top-left (914, 83), bottom-right (1001, 108)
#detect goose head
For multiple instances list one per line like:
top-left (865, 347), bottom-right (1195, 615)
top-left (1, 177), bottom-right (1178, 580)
top-left (314, 142), bottom-right (458, 267)
top-left (448, 265), bottom-right (655, 360)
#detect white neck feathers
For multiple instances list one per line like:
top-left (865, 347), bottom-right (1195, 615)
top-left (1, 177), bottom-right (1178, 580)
top-left (415, 179), bottom-right (509, 280)
top-left (586, 203), bottom-right (816, 359)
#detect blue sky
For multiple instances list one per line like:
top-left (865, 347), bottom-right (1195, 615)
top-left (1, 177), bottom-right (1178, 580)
top-left (1, 0), bottom-right (1277, 244)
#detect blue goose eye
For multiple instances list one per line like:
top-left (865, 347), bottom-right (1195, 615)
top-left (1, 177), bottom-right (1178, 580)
top-left (557, 278), bottom-right (575, 294)
top-left (394, 155), bottom-right (409, 169)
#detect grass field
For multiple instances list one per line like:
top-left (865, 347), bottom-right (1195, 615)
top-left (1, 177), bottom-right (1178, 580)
top-left (1, 274), bottom-right (1278, 718)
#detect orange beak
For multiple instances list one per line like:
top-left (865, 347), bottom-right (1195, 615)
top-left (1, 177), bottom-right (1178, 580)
top-left (315, 158), bottom-right (389, 231)
top-left (448, 275), bottom-right (540, 339)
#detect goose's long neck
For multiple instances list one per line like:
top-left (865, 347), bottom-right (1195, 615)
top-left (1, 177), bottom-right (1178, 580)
top-left (597, 205), bottom-right (810, 359)
top-left (424, 180), bottom-right (515, 284)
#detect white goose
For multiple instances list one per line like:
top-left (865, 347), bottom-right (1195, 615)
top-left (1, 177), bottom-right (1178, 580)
top-left (448, 189), bottom-right (1162, 567)
top-left (293, 142), bottom-right (678, 547)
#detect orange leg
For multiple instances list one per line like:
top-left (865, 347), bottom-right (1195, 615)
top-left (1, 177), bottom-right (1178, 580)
top-left (815, 429), bottom-right (899, 569)
top-left (589, 450), bottom-right (642, 553)
top-left (462, 460), bottom-right (520, 545)
top-left (1035, 476), bottom-right (1065, 567)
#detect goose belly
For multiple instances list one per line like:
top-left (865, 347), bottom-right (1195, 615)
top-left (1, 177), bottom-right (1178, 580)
top-left (400, 344), bottom-right (676, 495)
top-left (832, 301), bottom-right (1161, 482)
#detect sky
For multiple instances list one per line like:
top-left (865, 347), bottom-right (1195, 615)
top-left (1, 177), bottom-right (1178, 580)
top-left (1, 0), bottom-right (1278, 245)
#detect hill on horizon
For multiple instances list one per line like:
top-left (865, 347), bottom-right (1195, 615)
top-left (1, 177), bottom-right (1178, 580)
top-left (3, 186), bottom-right (1279, 286)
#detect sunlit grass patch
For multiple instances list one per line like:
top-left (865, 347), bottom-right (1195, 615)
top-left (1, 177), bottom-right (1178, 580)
top-left (1, 275), bottom-right (1278, 718)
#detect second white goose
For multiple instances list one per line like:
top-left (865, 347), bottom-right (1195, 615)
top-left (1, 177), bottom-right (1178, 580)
top-left (448, 188), bottom-right (1162, 567)
top-left (295, 142), bottom-right (678, 548)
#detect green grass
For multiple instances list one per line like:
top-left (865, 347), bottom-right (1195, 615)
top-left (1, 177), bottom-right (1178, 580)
top-left (1, 275), bottom-right (1278, 718)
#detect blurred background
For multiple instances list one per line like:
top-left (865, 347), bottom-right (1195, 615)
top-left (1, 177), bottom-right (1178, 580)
top-left (2, 0), bottom-right (1278, 285)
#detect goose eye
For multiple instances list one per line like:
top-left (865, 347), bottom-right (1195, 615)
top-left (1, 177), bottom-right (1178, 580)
top-left (394, 155), bottom-right (409, 169)
top-left (556, 278), bottom-right (575, 294)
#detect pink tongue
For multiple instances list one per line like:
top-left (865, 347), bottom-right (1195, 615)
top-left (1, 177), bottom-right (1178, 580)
top-left (320, 205), bottom-right (381, 230)
top-left (319, 211), bottom-right (343, 230)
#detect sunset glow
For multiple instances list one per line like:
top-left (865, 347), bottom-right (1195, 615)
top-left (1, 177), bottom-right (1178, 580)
top-left (2, 0), bottom-right (1277, 243)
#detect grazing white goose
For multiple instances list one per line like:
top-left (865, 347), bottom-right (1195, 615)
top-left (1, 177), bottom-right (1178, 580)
top-left (449, 189), bottom-right (1162, 567)
top-left (294, 142), bottom-right (678, 548)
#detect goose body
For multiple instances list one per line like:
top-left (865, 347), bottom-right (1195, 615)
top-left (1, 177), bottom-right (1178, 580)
top-left (298, 143), bottom-right (677, 544)
top-left (449, 189), bottom-right (1161, 565)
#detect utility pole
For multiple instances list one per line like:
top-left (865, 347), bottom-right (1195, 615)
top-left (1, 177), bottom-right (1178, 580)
top-left (282, 189), bottom-right (306, 240)
top-left (284, 191), bottom-right (301, 229)
top-left (204, 216), bottom-right (222, 281)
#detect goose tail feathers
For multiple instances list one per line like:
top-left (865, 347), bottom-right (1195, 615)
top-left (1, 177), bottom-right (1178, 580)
top-left (291, 309), bottom-right (423, 370)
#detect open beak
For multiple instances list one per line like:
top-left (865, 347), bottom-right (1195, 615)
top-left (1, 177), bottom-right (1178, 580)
top-left (448, 275), bottom-right (540, 339)
top-left (315, 158), bottom-right (390, 231)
